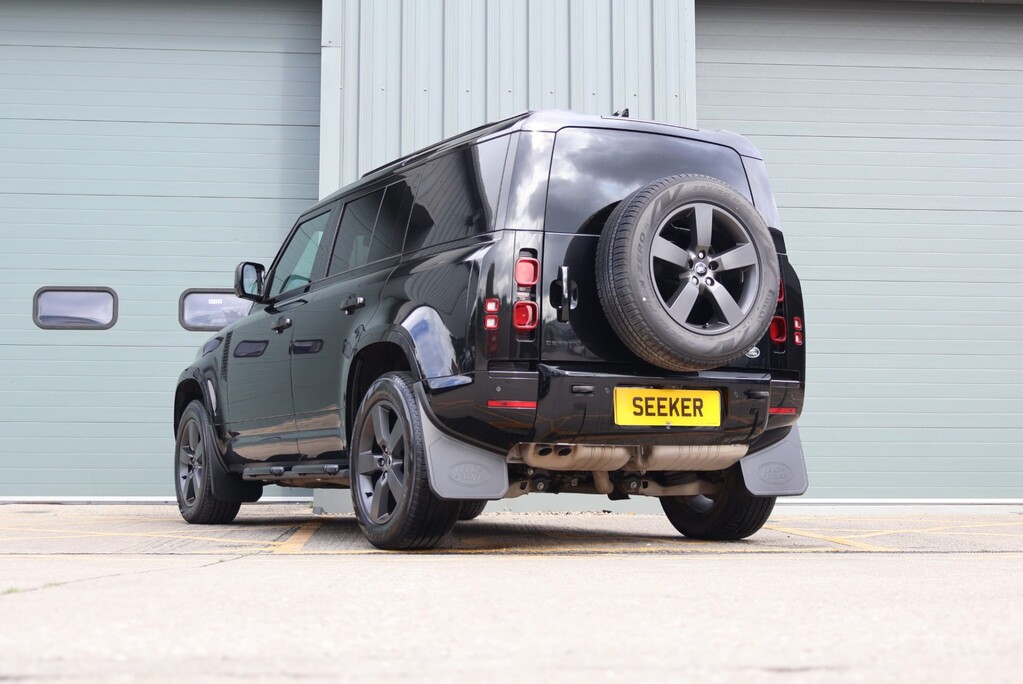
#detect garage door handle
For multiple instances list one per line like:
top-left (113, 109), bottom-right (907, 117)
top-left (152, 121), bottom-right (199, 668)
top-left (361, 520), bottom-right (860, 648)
top-left (271, 316), bottom-right (292, 333)
top-left (341, 294), bottom-right (365, 314)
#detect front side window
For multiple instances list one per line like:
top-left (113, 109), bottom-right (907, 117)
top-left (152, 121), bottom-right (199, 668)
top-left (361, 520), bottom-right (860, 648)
top-left (179, 290), bottom-right (252, 331)
top-left (268, 209), bottom-right (334, 298)
top-left (33, 287), bottom-right (117, 329)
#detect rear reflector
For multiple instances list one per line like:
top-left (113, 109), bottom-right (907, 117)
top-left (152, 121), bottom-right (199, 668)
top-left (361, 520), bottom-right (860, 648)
top-left (769, 407), bottom-right (797, 415)
top-left (484, 314), bottom-right (499, 330)
top-left (513, 301), bottom-right (539, 330)
top-left (487, 400), bottom-right (537, 409)
top-left (769, 316), bottom-right (787, 344)
top-left (515, 258), bottom-right (540, 287)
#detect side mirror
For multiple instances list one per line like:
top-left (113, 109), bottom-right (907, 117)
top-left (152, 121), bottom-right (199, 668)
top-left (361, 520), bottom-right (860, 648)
top-left (234, 262), bottom-right (265, 301)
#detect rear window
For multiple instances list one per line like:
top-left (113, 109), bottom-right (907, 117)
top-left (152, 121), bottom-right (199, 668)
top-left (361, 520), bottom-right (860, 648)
top-left (545, 127), bottom-right (751, 234)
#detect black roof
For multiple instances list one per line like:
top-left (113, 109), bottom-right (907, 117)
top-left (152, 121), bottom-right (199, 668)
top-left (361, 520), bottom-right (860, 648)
top-left (314, 109), bottom-right (760, 211)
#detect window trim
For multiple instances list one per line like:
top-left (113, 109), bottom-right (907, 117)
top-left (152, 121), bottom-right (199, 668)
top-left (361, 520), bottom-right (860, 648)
top-left (32, 286), bottom-right (118, 330)
top-left (178, 288), bottom-right (252, 332)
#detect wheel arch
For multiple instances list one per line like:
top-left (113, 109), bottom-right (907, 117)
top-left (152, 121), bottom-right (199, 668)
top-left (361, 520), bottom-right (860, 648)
top-left (345, 338), bottom-right (418, 445)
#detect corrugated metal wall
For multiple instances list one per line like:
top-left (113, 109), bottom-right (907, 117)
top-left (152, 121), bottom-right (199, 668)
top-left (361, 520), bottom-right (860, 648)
top-left (321, 0), bottom-right (697, 188)
top-left (697, 0), bottom-right (1023, 497)
top-left (0, 0), bottom-right (321, 496)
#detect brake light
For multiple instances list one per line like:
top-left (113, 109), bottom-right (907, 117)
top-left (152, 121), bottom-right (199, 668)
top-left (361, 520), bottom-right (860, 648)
top-left (515, 258), bottom-right (540, 287)
top-left (769, 316), bottom-right (787, 344)
top-left (513, 301), bottom-right (539, 331)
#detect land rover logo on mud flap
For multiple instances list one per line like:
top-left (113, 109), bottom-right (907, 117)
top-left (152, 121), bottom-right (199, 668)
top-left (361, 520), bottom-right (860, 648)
top-left (745, 347), bottom-right (761, 359)
top-left (449, 462), bottom-right (490, 487)
top-left (758, 462), bottom-right (793, 485)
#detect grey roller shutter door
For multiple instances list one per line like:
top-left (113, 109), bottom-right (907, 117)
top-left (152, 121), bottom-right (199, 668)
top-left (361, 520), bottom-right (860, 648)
top-left (0, 0), bottom-right (320, 496)
top-left (697, 0), bottom-right (1023, 498)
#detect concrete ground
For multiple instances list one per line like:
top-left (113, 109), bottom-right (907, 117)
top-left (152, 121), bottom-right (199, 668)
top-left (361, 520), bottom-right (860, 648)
top-left (0, 503), bottom-right (1021, 683)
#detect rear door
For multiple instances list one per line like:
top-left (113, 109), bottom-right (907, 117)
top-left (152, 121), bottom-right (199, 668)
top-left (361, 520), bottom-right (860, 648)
top-left (289, 176), bottom-right (414, 460)
top-left (540, 126), bottom-right (757, 366)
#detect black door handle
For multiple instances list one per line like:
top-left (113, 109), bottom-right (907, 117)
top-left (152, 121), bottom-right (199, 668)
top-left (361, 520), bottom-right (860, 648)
top-left (341, 294), bottom-right (366, 315)
top-left (271, 316), bottom-right (292, 333)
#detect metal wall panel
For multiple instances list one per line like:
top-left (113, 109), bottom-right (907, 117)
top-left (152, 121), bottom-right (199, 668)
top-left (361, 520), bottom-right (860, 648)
top-left (697, 0), bottom-right (1023, 498)
top-left (0, 0), bottom-right (321, 496)
top-left (326, 0), bottom-right (697, 186)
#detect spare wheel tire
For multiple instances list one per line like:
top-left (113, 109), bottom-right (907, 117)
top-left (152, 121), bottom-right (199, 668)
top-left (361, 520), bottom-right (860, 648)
top-left (596, 174), bottom-right (779, 371)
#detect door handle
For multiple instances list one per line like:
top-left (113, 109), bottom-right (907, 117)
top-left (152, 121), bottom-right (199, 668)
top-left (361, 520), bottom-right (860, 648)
top-left (270, 316), bottom-right (292, 333)
top-left (341, 294), bottom-right (366, 315)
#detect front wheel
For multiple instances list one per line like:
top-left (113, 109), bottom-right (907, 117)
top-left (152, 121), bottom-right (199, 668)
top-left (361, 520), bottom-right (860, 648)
top-left (175, 400), bottom-right (241, 525)
top-left (350, 372), bottom-right (460, 550)
top-left (660, 465), bottom-right (775, 540)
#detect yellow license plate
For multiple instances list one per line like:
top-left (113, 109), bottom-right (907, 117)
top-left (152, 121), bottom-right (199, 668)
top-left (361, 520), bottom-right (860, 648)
top-left (613, 388), bottom-right (721, 427)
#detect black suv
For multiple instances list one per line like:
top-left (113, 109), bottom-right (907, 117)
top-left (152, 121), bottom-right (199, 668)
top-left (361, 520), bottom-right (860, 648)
top-left (174, 110), bottom-right (807, 549)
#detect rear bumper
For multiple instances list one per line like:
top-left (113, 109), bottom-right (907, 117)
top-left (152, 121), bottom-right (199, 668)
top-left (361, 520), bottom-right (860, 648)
top-left (424, 363), bottom-right (803, 453)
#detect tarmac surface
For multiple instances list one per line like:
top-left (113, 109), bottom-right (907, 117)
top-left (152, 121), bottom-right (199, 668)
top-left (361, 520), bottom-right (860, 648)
top-left (1, 503), bottom-right (1021, 683)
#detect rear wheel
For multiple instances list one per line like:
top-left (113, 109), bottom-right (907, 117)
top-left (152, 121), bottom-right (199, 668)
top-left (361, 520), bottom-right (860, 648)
top-left (175, 400), bottom-right (241, 525)
top-left (350, 372), bottom-right (460, 550)
top-left (660, 465), bottom-right (775, 540)
top-left (457, 500), bottom-right (488, 521)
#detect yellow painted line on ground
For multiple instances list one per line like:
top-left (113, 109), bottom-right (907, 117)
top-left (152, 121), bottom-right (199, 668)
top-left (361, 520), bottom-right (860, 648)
top-left (842, 520), bottom-right (1023, 541)
top-left (764, 524), bottom-right (896, 552)
top-left (0, 525), bottom-right (283, 547)
top-left (272, 522), bottom-right (324, 554)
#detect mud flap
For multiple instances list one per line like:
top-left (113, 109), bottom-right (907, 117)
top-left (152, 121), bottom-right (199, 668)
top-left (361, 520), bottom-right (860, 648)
top-left (740, 425), bottom-right (809, 496)
top-left (414, 383), bottom-right (509, 500)
top-left (203, 421), bottom-right (263, 503)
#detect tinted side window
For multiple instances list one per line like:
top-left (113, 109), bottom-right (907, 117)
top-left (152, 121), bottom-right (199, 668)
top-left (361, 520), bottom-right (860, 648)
top-left (546, 128), bottom-right (751, 234)
top-left (268, 210), bottom-right (333, 298)
top-left (404, 137), bottom-right (508, 252)
top-left (368, 179), bottom-right (416, 263)
top-left (329, 189), bottom-right (384, 275)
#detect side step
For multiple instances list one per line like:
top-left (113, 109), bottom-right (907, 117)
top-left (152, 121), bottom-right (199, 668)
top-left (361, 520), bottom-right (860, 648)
top-left (242, 463), bottom-right (351, 489)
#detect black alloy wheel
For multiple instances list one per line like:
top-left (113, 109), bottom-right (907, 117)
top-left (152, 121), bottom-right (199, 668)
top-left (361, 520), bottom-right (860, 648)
top-left (174, 400), bottom-right (241, 524)
top-left (350, 372), bottom-right (460, 550)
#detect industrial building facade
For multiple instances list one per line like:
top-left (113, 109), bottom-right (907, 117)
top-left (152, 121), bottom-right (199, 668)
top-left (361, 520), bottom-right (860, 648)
top-left (1, 0), bottom-right (1020, 499)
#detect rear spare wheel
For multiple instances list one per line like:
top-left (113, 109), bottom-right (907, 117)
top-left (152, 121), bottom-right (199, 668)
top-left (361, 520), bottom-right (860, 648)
top-left (596, 175), bottom-right (779, 371)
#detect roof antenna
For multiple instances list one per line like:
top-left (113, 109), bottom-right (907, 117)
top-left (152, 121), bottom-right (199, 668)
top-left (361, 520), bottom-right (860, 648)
top-left (611, 107), bottom-right (630, 118)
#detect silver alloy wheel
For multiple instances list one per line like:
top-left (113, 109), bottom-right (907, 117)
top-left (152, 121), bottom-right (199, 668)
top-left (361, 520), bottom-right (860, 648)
top-left (649, 201), bottom-right (761, 333)
top-left (176, 417), bottom-right (204, 506)
top-left (354, 400), bottom-right (408, 524)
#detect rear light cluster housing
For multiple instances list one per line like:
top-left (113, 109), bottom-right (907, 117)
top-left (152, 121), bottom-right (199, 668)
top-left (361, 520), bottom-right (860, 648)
top-left (484, 252), bottom-right (540, 336)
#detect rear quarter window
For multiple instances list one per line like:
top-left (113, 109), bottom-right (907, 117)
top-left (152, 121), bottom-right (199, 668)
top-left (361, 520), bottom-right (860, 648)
top-left (545, 127), bottom-right (751, 235)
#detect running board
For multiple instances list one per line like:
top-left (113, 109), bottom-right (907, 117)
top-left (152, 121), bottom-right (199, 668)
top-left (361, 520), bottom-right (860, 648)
top-left (242, 463), bottom-right (351, 488)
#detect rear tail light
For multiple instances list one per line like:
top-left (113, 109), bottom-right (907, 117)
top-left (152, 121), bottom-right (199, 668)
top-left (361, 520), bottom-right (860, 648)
top-left (513, 301), bottom-right (539, 331)
top-left (793, 331), bottom-right (803, 346)
top-left (769, 316), bottom-right (787, 344)
top-left (484, 314), bottom-right (499, 330)
top-left (484, 298), bottom-right (500, 313)
top-left (792, 316), bottom-right (802, 331)
top-left (515, 258), bottom-right (540, 287)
